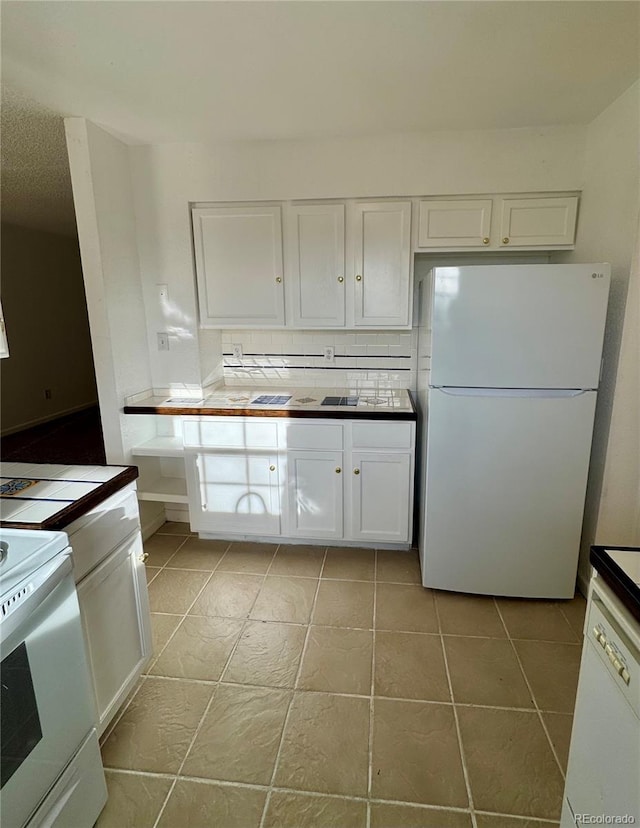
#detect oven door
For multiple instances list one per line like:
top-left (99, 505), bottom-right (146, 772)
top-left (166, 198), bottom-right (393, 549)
top-left (1, 553), bottom-right (96, 828)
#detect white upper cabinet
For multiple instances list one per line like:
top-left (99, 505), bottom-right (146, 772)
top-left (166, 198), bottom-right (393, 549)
top-left (418, 199), bottom-right (493, 248)
top-left (287, 203), bottom-right (346, 327)
top-left (353, 201), bottom-right (412, 327)
top-left (415, 193), bottom-right (578, 251)
top-left (192, 205), bottom-right (285, 327)
top-left (498, 196), bottom-right (578, 248)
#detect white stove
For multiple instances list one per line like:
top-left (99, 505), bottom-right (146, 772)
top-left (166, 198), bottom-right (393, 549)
top-left (0, 529), bottom-right (68, 597)
top-left (0, 528), bottom-right (107, 828)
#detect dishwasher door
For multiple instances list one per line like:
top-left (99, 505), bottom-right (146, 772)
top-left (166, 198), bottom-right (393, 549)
top-left (561, 582), bottom-right (640, 825)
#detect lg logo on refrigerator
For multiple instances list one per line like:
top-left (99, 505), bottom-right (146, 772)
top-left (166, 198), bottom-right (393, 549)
top-left (591, 272), bottom-right (605, 279)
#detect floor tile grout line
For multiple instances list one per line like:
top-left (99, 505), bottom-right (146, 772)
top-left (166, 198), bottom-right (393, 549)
top-left (259, 546), bottom-right (329, 828)
top-left (148, 546), bottom-right (257, 828)
top-left (216, 543), bottom-right (281, 685)
top-left (433, 591), bottom-right (479, 828)
top-left (366, 548), bottom-right (378, 827)
top-left (493, 598), bottom-right (568, 781)
top-left (103, 765), bottom-right (557, 822)
top-left (150, 776), bottom-right (179, 828)
top-left (113, 540), bottom-right (240, 825)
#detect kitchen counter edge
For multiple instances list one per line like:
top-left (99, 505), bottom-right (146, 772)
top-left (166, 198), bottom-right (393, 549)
top-left (590, 545), bottom-right (640, 624)
top-left (0, 466), bottom-right (139, 532)
top-left (123, 397), bottom-right (417, 421)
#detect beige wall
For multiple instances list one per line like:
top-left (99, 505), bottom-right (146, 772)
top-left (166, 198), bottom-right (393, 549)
top-left (0, 222), bottom-right (98, 434)
top-left (558, 80), bottom-right (640, 584)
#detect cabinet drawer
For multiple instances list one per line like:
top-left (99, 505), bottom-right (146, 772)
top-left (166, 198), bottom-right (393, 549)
top-left (183, 419), bottom-right (278, 449)
top-left (280, 422), bottom-right (343, 450)
top-left (351, 422), bottom-right (414, 450)
top-left (68, 486), bottom-right (140, 582)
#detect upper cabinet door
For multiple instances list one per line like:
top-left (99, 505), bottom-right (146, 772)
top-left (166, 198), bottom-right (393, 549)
top-left (193, 205), bottom-right (285, 327)
top-left (498, 196), bottom-right (578, 248)
top-left (287, 204), bottom-right (345, 327)
top-left (353, 201), bottom-right (412, 327)
top-left (417, 199), bottom-right (492, 248)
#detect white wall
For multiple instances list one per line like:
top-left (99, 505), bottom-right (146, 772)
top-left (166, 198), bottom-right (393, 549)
top-left (129, 125), bottom-right (586, 393)
top-left (558, 80), bottom-right (640, 583)
top-left (65, 118), bottom-right (163, 531)
top-left (0, 222), bottom-right (98, 433)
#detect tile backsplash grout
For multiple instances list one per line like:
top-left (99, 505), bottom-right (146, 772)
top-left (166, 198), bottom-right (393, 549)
top-left (220, 330), bottom-right (422, 390)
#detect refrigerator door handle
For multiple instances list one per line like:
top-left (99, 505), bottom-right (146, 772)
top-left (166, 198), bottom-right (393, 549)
top-left (430, 387), bottom-right (593, 398)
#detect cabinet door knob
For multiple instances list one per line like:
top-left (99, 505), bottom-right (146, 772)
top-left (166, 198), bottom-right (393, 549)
top-left (355, 274), bottom-right (362, 282)
top-left (502, 237), bottom-right (510, 245)
top-left (269, 464), bottom-right (276, 471)
top-left (140, 551), bottom-right (150, 563)
top-left (337, 276), bottom-right (344, 283)
top-left (482, 237), bottom-right (490, 245)
top-left (354, 468), bottom-right (360, 475)
top-left (335, 467), bottom-right (341, 473)
top-left (276, 276), bottom-right (282, 283)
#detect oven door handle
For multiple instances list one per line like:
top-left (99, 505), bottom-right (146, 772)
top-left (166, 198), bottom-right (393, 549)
top-left (0, 554), bottom-right (73, 645)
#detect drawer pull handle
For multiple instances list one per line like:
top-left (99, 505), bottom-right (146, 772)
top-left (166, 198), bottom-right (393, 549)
top-left (502, 237), bottom-right (510, 245)
top-left (355, 274), bottom-right (362, 282)
top-left (269, 465), bottom-right (276, 472)
top-left (276, 276), bottom-right (282, 284)
top-left (337, 276), bottom-right (344, 283)
top-left (335, 467), bottom-right (341, 474)
top-left (140, 552), bottom-right (150, 563)
top-left (354, 468), bottom-right (360, 475)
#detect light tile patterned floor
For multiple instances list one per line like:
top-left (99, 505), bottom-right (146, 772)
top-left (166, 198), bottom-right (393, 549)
top-left (97, 522), bottom-right (585, 828)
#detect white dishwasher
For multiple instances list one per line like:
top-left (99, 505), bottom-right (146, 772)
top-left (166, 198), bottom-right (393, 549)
top-left (561, 553), bottom-right (640, 826)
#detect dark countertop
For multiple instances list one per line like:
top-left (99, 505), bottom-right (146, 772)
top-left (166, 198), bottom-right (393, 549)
top-left (0, 463), bottom-right (138, 531)
top-left (123, 386), bottom-right (417, 421)
top-left (591, 545), bottom-right (640, 624)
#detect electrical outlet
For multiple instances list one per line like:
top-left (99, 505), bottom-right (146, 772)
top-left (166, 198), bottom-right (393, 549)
top-left (232, 344), bottom-right (243, 359)
top-left (157, 332), bottom-right (170, 351)
top-left (323, 346), bottom-right (335, 364)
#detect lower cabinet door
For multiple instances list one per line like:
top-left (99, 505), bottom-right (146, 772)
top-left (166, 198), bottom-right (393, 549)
top-left (349, 452), bottom-right (412, 543)
top-left (76, 531), bottom-right (152, 735)
top-left (285, 450), bottom-right (344, 539)
top-left (186, 451), bottom-right (281, 535)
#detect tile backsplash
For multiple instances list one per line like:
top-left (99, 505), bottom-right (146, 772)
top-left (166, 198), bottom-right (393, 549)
top-left (221, 330), bottom-right (417, 391)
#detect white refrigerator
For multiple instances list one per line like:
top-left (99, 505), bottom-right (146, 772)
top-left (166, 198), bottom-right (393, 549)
top-left (417, 264), bottom-right (610, 598)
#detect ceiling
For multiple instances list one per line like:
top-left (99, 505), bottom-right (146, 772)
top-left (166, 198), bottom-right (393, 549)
top-left (1, 1), bottom-right (639, 236)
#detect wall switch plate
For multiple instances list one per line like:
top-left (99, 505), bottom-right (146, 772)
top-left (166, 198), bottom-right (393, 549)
top-left (157, 332), bottom-right (170, 351)
top-left (323, 346), bottom-right (335, 364)
top-left (232, 344), bottom-right (243, 359)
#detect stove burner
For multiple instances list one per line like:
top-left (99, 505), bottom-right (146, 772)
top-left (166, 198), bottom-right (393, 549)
top-left (0, 542), bottom-right (8, 567)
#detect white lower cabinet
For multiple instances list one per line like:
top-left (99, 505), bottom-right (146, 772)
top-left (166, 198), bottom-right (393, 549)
top-left (183, 418), bottom-right (415, 546)
top-left (67, 484), bottom-right (152, 736)
top-left (285, 450), bottom-right (344, 539)
top-left (74, 526), bottom-right (151, 736)
top-left (349, 452), bottom-right (413, 543)
top-left (185, 450), bottom-right (282, 535)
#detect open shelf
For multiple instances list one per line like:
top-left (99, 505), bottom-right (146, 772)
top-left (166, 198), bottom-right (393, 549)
top-left (137, 476), bottom-right (188, 504)
top-left (131, 436), bottom-right (184, 458)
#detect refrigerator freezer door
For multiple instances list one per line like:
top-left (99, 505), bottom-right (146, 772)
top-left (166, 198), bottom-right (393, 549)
top-left (421, 388), bottom-right (597, 598)
top-left (430, 264), bottom-right (610, 389)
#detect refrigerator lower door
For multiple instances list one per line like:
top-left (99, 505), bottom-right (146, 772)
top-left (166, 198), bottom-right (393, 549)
top-left (421, 388), bottom-right (597, 598)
